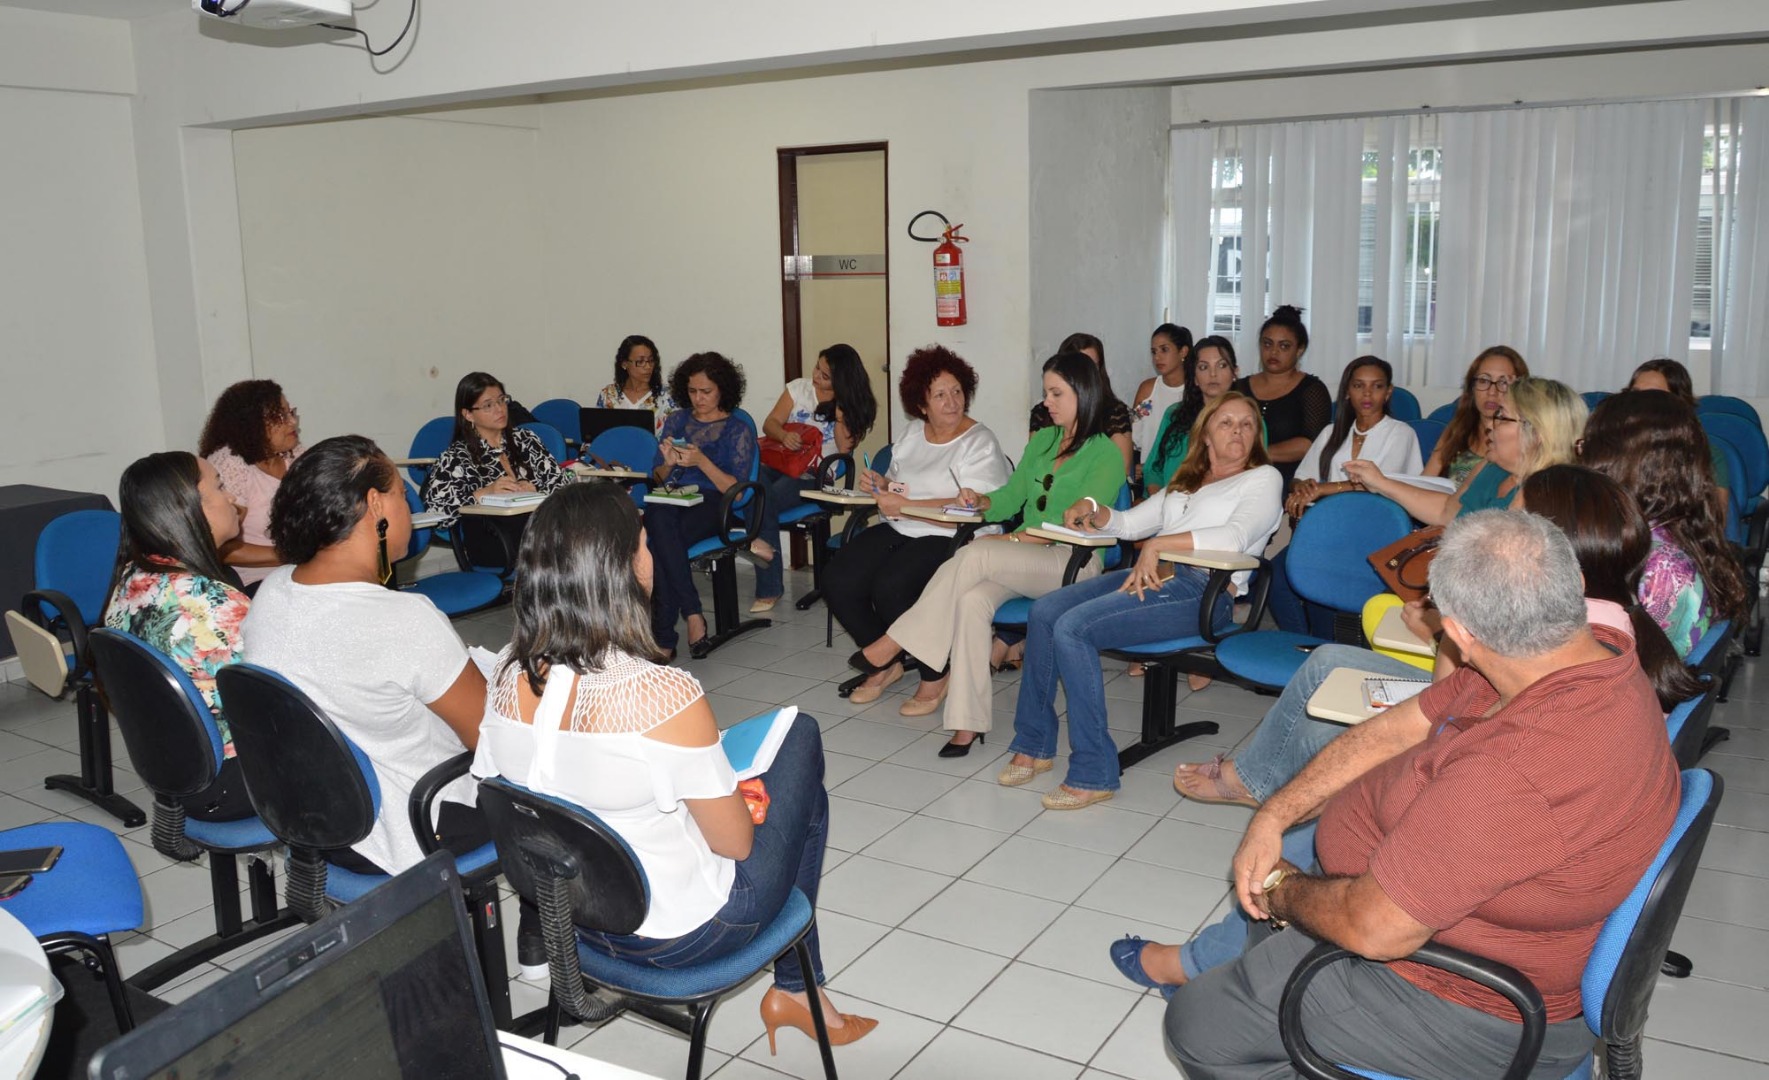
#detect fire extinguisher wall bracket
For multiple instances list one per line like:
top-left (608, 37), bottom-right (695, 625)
top-left (908, 209), bottom-right (968, 327)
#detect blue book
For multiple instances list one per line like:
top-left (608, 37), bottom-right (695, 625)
top-left (720, 706), bottom-right (798, 781)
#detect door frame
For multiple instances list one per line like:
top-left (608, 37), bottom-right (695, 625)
top-left (776, 142), bottom-right (891, 411)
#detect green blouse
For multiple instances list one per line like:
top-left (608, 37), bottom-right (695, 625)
top-left (986, 427), bottom-right (1127, 532)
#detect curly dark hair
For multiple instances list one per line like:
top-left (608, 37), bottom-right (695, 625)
top-left (198, 380), bottom-right (286, 465)
top-left (897, 345), bottom-right (978, 421)
top-left (1580, 391), bottom-right (1750, 624)
top-left (614, 335), bottom-right (663, 398)
top-left (668, 352), bottom-right (746, 414)
top-left (269, 435), bottom-right (398, 566)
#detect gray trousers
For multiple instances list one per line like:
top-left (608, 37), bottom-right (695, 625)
top-left (1164, 922), bottom-right (1594, 1080)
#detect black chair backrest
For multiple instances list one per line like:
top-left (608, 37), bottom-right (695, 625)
top-left (477, 777), bottom-right (650, 935)
top-left (1600, 770), bottom-right (1723, 1044)
top-left (90, 629), bottom-right (222, 800)
top-left (216, 664), bottom-right (380, 852)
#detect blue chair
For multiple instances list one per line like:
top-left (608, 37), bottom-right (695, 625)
top-left (10, 509), bottom-right (144, 828)
top-left (398, 481), bottom-right (504, 616)
top-left (1407, 418), bottom-right (1444, 461)
top-left (1426, 402), bottom-right (1458, 424)
top-left (215, 663), bottom-right (513, 1026)
top-left (532, 398), bottom-right (584, 449)
top-left (88, 629), bottom-right (300, 992)
top-left (406, 416), bottom-right (456, 488)
top-left (1387, 387), bottom-right (1421, 423)
top-left (1280, 768), bottom-right (1722, 1080)
top-left (1581, 389), bottom-right (1613, 410)
top-left (587, 425), bottom-right (661, 506)
top-left (1698, 394), bottom-right (1763, 430)
top-left (520, 421), bottom-right (571, 465)
top-left (1701, 411), bottom-right (1769, 515)
top-left (990, 483), bottom-right (1133, 637)
top-left (1213, 493), bottom-right (1413, 692)
top-left (478, 778), bottom-right (839, 1079)
top-left (1664, 683), bottom-right (1719, 770)
top-left (682, 409), bottom-right (772, 657)
top-left (1710, 434), bottom-right (1751, 547)
top-left (2, 821), bottom-right (144, 1031)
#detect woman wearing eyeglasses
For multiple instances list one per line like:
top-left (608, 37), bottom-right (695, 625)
top-left (1423, 347), bottom-right (1530, 483)
top-left (424, 372), bottom-right (570, 528)
top-left (199, 379), bottom-right (307, 587)
top-left (593, 334), bottom-right (676, 436)
top-left (849, 352), bottom-right (1127, 756)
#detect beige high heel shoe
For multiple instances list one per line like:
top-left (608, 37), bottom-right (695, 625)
top-left (759, 986), bottom-right (878, 1055)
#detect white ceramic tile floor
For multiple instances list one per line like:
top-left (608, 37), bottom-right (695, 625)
top-left (4, 572), bottom-right (1769, 1078)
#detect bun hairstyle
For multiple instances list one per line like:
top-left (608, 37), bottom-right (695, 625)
top-left (1259, 305), bottom-right (1310, 353)
top-left (269, 435), bottom-right (398, 566)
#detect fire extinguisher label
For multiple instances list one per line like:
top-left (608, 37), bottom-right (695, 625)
top-left (935, 265), bottom-right (964, 320)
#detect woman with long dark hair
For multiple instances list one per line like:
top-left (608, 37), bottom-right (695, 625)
top-left (1232, 305), bottom-right (1331, 485)
top-left (1624, 357), bottom-right (1730, 491)
top-left (1031, 332), bottom-right (1134, 473)
top-left (1580, 390), bottom-right (1749, 655)
top-left (1131, 324), bottom-right (1194, 476)
top-left (851, 352), bottom-right (1127, 755)
top-left (1424, 346), bottom-right (1529, 482)
top-left (199, 379), bottom-right (305, 586)
top-left (751, 344), bottom-right (878, 612)
top-left (1143, 335), bottom-right (1246, 492)
top-left (471, 483), bottom-right (877, 1054)
top-left (103, 451), bottom-right (254, 821)
top-left (423, 372), bottom-right (570, 526)
top-left (593, 334), bottom-right (676, 434)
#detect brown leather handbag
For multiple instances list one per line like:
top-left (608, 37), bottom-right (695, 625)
top-left (1367, 525), bottom-right (1444, 603)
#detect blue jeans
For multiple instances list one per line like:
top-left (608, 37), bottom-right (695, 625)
top-left (1011, 567), bottom-right (1232, 792)
top-left (577, 714), bottom-right (831, 992)
top-left (1179, 822), bottom-right (1318, 979)
top-left (1231, 644), bottom-right (1426, 803)
top-left (755, 466), bottom-right (815, 601)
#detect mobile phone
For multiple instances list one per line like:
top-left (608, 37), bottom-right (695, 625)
top-left (0, 846), bottom-right (61, 875)
top-left (0, 874), bottom-right (33, 900)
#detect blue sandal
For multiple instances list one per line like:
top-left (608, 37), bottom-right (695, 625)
top-left (1110, 935), bottom-right (1180, 999)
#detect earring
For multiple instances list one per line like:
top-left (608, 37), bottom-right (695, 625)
top-left (376, 518), bottom-right (393, 585)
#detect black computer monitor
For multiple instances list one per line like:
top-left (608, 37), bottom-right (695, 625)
top-left (88, 853), bottom-right (507, 1080)
top-left (579, 407), bottom-right (654, 445)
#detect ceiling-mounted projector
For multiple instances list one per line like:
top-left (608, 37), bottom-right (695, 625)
top-left (193, 0), bottom-right (353, 30)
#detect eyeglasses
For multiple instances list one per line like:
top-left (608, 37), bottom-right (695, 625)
top-left (626, 356), bottom-right (657, 367)
top-left (1034, 473), bottom-right (1055, 512)
top-left (271, 406), bottom-right (300, 423)
top-left (1472, 375), bottom-right (1513, 392)
top-left (470, 396), bottom-right (512, 413)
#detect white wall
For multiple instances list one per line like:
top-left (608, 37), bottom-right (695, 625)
top-left (0, 9), bottom-right (161, 497)
top-left (229, 110), bottom-right (548, 457)
top-left (1029, 86), bottom-right (1172, 404)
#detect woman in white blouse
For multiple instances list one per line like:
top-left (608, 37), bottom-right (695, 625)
top-left (472, 482), bottom-right (876, 1055)
top-left (1000, 393), bottom-right (1282, 810)
top-left (828, 347), bottom-right (1010, 704)
top-left (1284, 355), bottom-right (1422, 518)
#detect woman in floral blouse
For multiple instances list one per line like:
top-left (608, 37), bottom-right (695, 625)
top-left (593, 334), bottom-right (676, 435)
top-left (103, 451), bottom-right (255, 821)
top-left (423, 371), bottom-right (571, 526)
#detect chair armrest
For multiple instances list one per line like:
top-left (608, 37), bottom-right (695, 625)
top-left (408, 750), bottom-right (476, 856)
top-left (1161, 549), bottom-right (1261, 572)
top-left (1279, 939), bottom-right (1546, 1080)
top-left (818, 453), bottom-right (854, 490)
top-left (840, 507), bottom-right (881, 546)
top-left (22, 588), bottom-right (92, 675)
top-left (719, 479), bottom-right (766, 549)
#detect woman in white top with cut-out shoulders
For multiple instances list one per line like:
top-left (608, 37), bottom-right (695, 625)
top-left (470, 482), bottom-right (877, 1056)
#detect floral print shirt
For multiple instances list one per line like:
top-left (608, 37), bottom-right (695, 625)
top-left (1641, 525), bottom-right (1712, 659)
top-left (104, 566), bottom-right (248, 756)
top-left (594, 383), bottom-right (677, 436)
top-left (421, 425), bottom-right (571, 526)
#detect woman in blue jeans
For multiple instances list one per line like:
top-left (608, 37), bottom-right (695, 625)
top-left (1002, 393), bottom-right (1283, 810)
top-left (474, 482), bottom-right (876, 1054)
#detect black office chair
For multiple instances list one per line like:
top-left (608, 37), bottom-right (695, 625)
top-left (88, 630), bottom-right (299, 992)
top-left (478, 777), bottom-right (838, 1080)
top-left (214, 663), bottom-right (514, 1027)
top-left (780, 453), bottom-right (854, 611)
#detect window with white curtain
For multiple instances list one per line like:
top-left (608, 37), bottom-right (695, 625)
top-left (1167, 95), bottom-right (1769, 394)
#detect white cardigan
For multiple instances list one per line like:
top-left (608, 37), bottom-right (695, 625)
top-left (1098, 465), bottom-right (1284, 591)
top-left (1295, 414), bottom-right (1422, 485)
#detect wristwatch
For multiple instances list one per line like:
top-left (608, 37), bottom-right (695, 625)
top-left (1262, 867), bottom-right (1291, 929)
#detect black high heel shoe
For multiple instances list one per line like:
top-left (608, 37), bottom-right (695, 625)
top-left (938, 732), bottom-right (984, 758)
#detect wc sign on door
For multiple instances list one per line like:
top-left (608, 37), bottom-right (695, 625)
top-left (784, 254), bottom-right (886, 279)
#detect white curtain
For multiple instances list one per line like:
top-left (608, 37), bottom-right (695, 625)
top-left (1433, 101), bottom-right (1706, 390)
top-left (1715, 96), bottom-right (1769, 396)
top-left (1168, 127), bottom-right (1215, 337)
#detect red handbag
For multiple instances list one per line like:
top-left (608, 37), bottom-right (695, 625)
top-left (759, 422), bottom-right (823, 478)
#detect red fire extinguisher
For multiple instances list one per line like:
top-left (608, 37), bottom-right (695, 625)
top-left (911, 211), bottom-right (968, 326)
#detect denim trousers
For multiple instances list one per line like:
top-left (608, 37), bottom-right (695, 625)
top-left (577, 713), bottom-right (831, 993)
top-left (1010, 566), bottom-right (1231, 792)
top-left (645, 499), bottom-right (726, 649)
top-left (1179, 822), bottom-right (1319, 978)
top-left (754, 466), bottom-right (814, 601)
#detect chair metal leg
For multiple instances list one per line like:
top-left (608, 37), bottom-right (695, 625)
top-left (130, 850), bottom-right (302, 991)
top-left (1116, 659), bottom-right (1220, 771)
top-left (1606, 1034), bottom-right (1644, 1080)
top-left (696, 553), bottom-right (771, 656)
top-left (797, 937), bottom-right (838, 1080)
top-left (43, 681), bottom-right (145, 828)
top-left (543, 996), bottom-right (563, 1045)
top-left (795, 519), bottom-right (832, 611)
top-left (466, 877), bottom-right (513, 1029)
top-left (1660, 949), bottom-right (1693, 978)
top-left (43, 931), bottom-right (135, 1033)
top-left (685, 999), bottom-right (718, 1080)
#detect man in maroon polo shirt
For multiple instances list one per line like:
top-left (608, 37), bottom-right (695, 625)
top-left (1165, 510), bottom-right (1680, 1080)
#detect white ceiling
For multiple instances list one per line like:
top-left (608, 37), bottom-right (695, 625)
top-left (0, 0), bottom-right (186, 18)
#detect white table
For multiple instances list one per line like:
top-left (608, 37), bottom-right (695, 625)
top-left (499, 1032), bottom-right (664, 1079)
top-left (898, 505), bottom-right (988, 526)
top-left (1371, 605), bottom-right (1436, 657)
top-left (0, 908), bottom-right (56, 1080)
top-left (800, 489), bottom-right (876, 508)
top-left (1305, 666), bottom-right (1399, 725)
top-left (569, 464), bottom-right (650, 482)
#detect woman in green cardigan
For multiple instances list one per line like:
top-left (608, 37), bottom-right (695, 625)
top-left (850, 352), bottom-right (1127, 757)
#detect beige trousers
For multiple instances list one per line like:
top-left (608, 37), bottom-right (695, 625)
top-left (887, 539), bottom-right (1099, 733)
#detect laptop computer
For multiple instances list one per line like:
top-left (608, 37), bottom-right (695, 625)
top-left (89, 852), bottom-right (506, 1080)
top-left (579, 407), bottom-right (654, 444)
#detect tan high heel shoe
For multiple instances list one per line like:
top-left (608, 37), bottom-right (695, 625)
top-left (759, 986), bottom-right (878, 1055)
